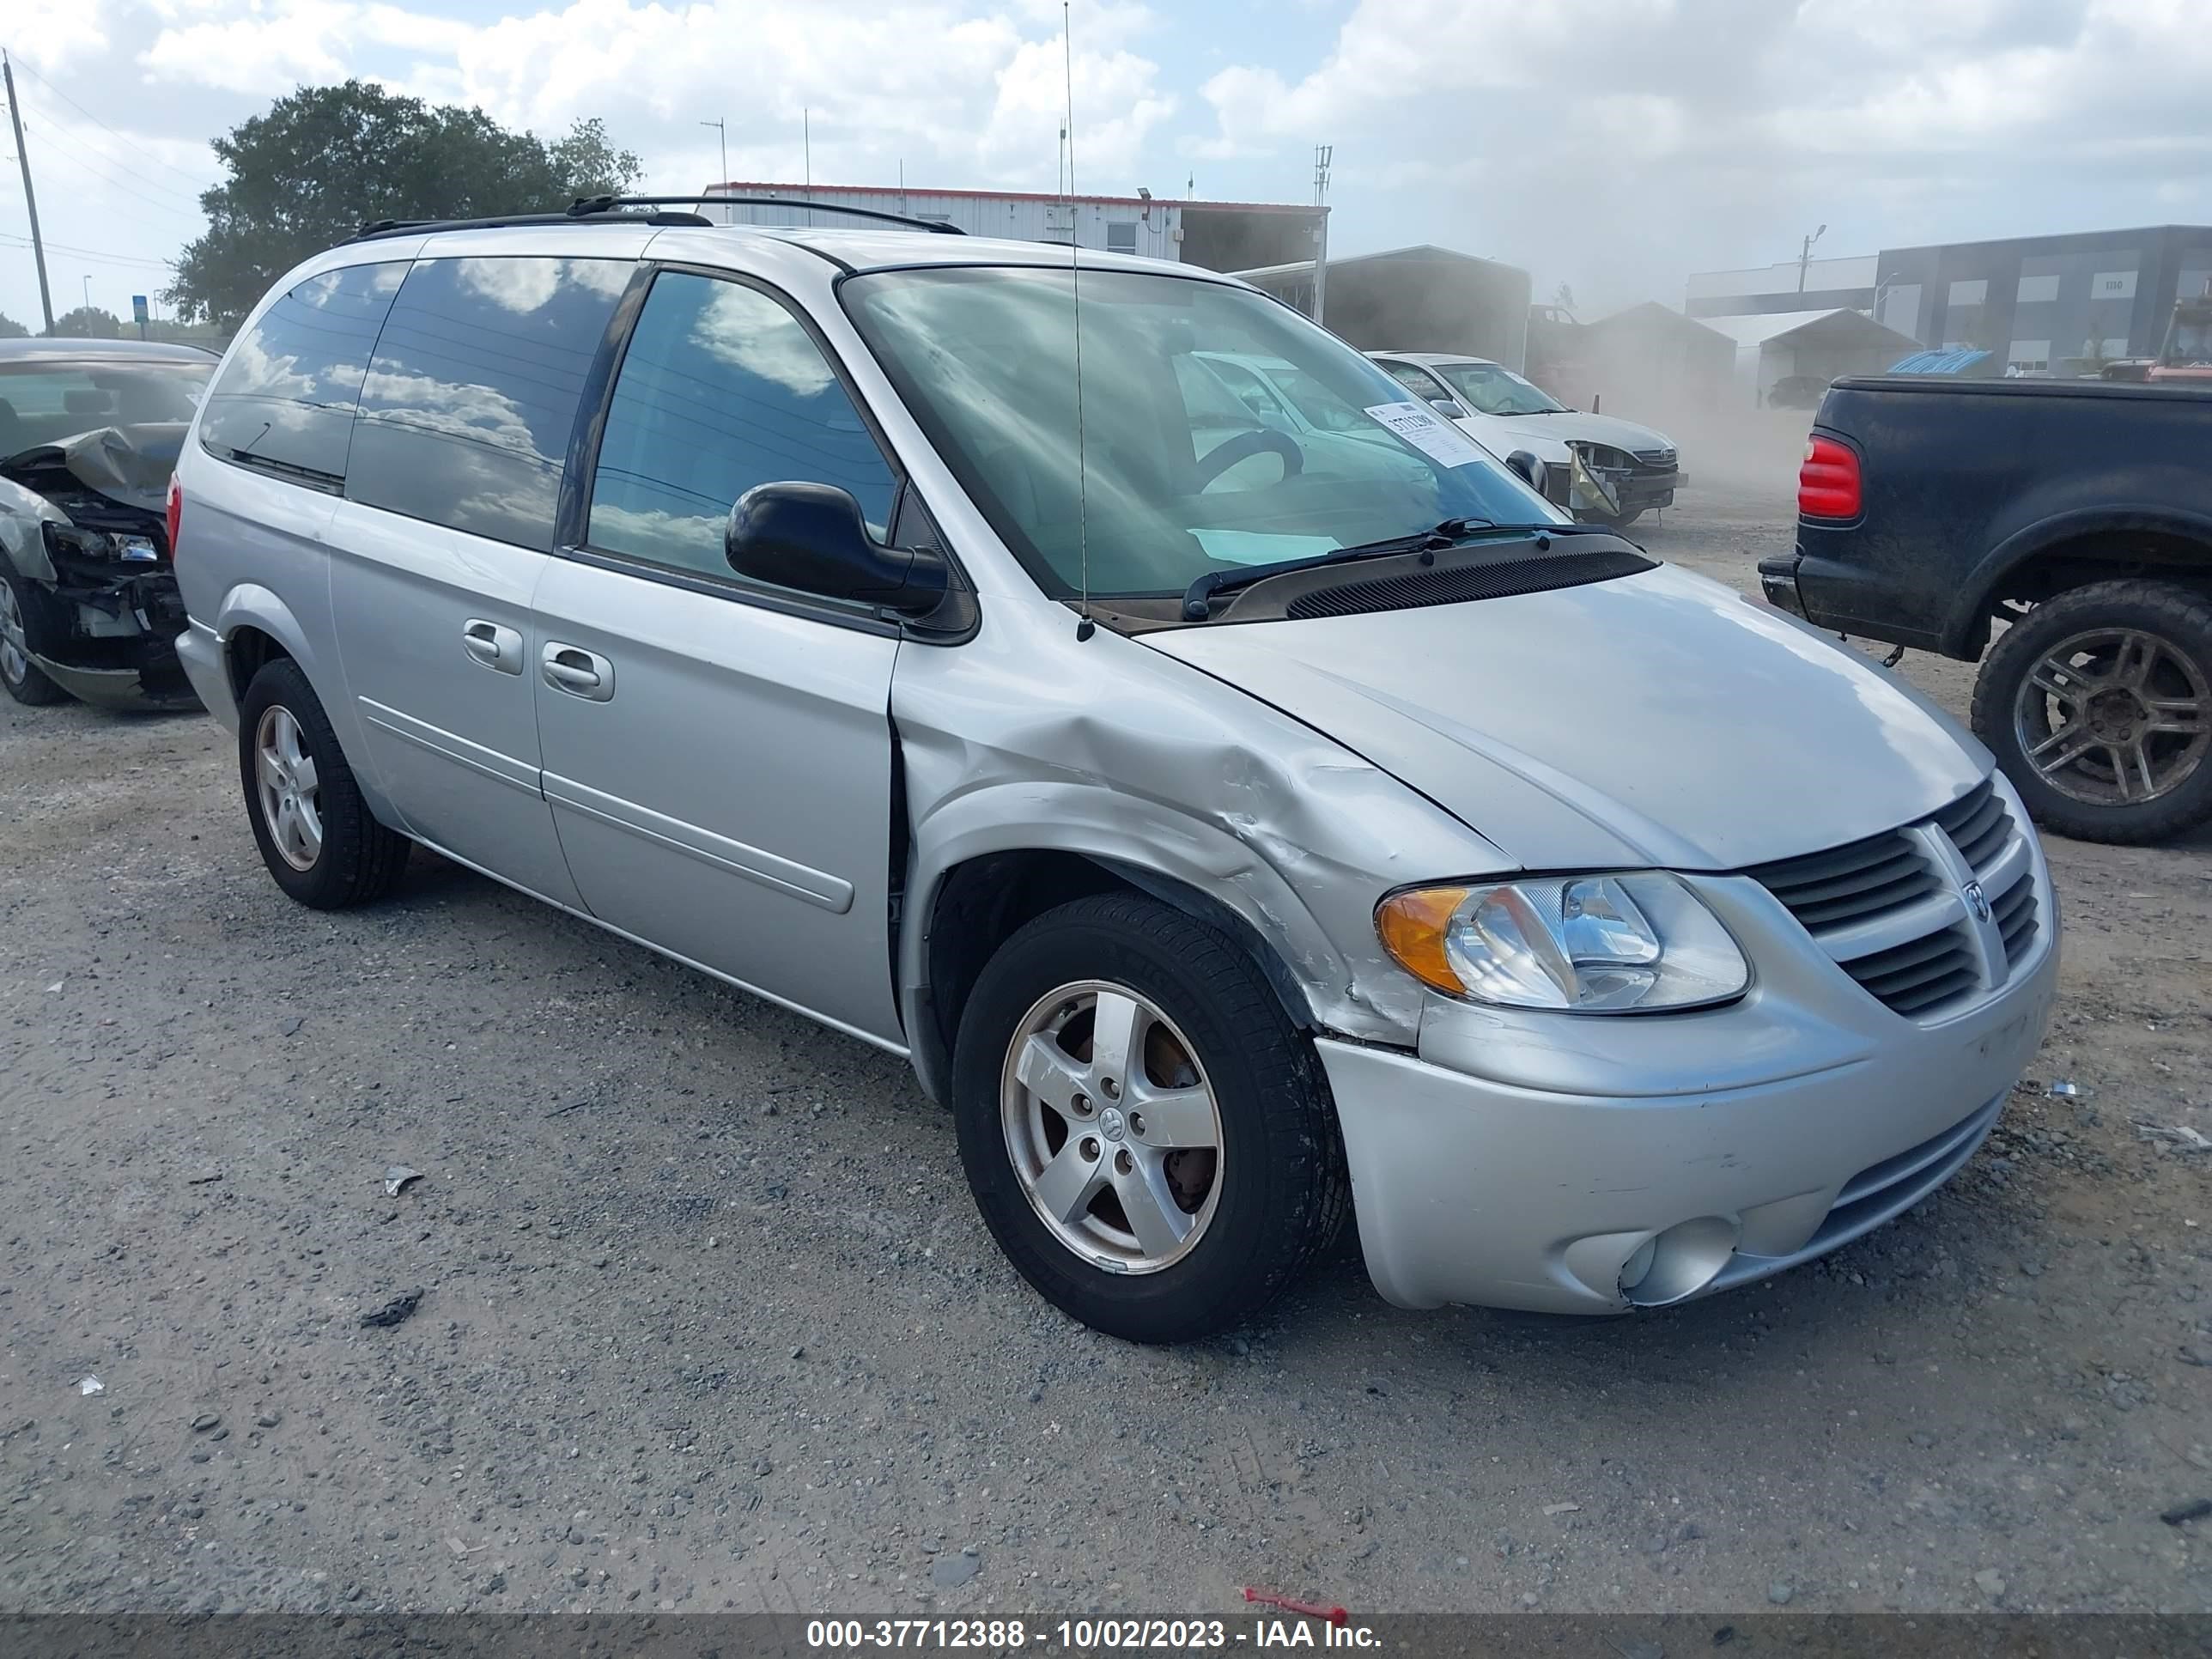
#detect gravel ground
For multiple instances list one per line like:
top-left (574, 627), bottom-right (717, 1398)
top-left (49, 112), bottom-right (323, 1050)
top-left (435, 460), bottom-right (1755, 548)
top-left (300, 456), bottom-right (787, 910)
top-left (2, 477), bottom-right (2209, 1618)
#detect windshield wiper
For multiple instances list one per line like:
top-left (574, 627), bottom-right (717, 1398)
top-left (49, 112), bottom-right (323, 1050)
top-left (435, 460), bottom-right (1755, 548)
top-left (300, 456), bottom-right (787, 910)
top-left (1180, 517), bottom-right (1497, 620)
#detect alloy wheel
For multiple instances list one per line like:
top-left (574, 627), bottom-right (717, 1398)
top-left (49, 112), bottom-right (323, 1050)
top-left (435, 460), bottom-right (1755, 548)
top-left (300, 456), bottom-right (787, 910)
top-left (999, 980), bottom-right (1224, 1274)
top-left (0, 580), bottom-right (30, 687)
top-left (2013, 626), bottom-right (2209, 805)
top-left (254, 705), bottom-right (325, 871)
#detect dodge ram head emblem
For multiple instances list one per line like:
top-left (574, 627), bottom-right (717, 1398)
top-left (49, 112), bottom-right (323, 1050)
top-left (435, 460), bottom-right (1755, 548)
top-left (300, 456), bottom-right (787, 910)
top-left (1963, 879), bottom-right (1990, 922)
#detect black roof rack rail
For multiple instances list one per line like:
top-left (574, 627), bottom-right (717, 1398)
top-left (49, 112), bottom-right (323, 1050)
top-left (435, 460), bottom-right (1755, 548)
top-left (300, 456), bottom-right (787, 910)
top-left (349, 193), bottom-right (963, 244)
top-left (570, 194), bottom-right (965, 234)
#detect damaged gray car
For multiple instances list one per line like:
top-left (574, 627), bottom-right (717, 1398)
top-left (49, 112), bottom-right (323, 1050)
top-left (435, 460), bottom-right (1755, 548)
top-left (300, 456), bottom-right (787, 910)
top-left (0, 338), bottom-right (214, 708)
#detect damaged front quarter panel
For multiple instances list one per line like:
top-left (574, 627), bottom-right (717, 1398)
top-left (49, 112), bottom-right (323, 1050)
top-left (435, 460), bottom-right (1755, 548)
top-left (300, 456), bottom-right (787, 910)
top-left (892, 591), bottom-right (1518, 1078)
top-left (0, 424), bottom-right (197, 708)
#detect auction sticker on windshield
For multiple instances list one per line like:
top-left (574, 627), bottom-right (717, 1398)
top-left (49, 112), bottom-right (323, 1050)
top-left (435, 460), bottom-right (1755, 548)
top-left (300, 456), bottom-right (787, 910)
top-left (1363, 400), bottom-right (1490, 468)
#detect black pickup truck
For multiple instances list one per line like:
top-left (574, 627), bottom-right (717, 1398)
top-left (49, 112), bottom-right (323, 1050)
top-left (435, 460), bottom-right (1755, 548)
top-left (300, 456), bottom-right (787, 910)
top-left (1760, 376), bottom-right (2212, 843)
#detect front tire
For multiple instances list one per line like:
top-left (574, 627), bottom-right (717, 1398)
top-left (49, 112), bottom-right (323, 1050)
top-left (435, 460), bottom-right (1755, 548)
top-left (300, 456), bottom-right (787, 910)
top-left (951, 893), bottom-right (1348, 1344)
top-left (238, 658), bottom-right (410, 907)
top-left (1, 570), bottom-right (68, 706)
top-left (1972, 580), bottom-right (2212, 844)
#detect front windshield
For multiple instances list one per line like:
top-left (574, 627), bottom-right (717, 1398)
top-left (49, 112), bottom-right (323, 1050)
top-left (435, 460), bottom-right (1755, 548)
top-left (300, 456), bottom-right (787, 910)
top-left (0, 360), bottom-right (210, 455)
top-left (842, 266), bottom-right (1564, 600)
top-left (2162, 315), bottom-right (2212, 366)
top-left (1434, 361), bottom-right (1566, 416)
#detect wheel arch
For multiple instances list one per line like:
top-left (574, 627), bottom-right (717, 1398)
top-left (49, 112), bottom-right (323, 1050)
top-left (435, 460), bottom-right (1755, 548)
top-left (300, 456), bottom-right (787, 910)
top-left (213, 584), bottom-right (323, 704)
top-left (1949, 507), bottom-right (2212, 657)
top-left (898, 793), bottom-right (1386, 1108)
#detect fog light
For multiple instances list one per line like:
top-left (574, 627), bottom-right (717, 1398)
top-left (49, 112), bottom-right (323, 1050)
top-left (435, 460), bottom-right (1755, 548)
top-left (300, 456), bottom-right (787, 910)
top-left (1618, 1236), bottom-right (1658, 1294)
top-left (1620, 1216), bottom-right (1739, 1308)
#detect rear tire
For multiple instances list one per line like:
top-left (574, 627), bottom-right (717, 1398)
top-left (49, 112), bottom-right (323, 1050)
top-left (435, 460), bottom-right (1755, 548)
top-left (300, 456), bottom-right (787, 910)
top-left (1, 570), bottom-right (68, 707)
top-left (238, 658), bottom-right (410, 907)
top-left (951, 892), bottom-right (1348, 1344)
top-left (1972, 580), bottom-right (2212, 844)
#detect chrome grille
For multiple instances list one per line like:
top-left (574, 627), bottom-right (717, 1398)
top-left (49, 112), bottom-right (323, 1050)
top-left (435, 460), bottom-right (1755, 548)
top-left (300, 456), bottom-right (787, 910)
top-left (1992, 872), bottom-right (2038, 967)
top-left (1935, 780), bottom-right (2008, 867)
top-left (1745, 777), bottom-right (2038, 1020)
top-left (1633, 447), bottom-right (1678, 469)
top-left (1741, 829), bottom-right (1938, 930)
top-left (1843, 929), bottom-right (1979, 1017)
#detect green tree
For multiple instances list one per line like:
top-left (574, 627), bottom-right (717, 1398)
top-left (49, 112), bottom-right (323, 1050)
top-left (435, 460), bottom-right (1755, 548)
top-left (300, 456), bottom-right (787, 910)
top-left (47, 306), bottom-right (124, 339)
top-left (0, 311), bottom-right (30, 340)
top-left (165, 82), bottom-right (643, 326)
top-left (550, 116), bottom-right (645, 198)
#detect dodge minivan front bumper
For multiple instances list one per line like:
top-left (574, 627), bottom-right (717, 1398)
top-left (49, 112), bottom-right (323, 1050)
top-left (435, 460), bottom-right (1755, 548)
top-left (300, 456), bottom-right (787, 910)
top-left (1317, 854), bottom-right (2057, 1316)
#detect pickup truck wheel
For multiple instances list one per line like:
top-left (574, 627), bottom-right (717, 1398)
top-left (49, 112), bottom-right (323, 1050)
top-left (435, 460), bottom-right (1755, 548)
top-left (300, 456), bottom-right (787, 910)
top-left (0, 571), bottom-right (69, 706)
top-left (951, 892), bottom-right (1349, 1344)
top-left (1583, 507), bottom-right (1644, 530)
top-left (238, 659), bottom-right (411, 907)
top-left (1973, 580), bottom-right (2212, 844)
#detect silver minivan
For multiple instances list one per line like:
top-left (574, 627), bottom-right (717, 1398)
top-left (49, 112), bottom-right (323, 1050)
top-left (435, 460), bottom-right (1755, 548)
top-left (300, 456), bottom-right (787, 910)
top-left (170, 206), bottom-right (2057, 1343)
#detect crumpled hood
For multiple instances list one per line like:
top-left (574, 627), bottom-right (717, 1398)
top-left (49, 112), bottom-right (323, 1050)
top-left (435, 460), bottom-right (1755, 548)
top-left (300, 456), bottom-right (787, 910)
top-left (1493, 409), bottom-right (1672, 456)
top-left (1142, 562), bottom-right (1989, 871)
top-left (0, 423), bottom-right (187, 514)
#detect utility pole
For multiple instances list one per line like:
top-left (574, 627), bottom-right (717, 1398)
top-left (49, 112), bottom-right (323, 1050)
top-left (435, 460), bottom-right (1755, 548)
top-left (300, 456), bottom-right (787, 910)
top-left (698, 118), bottom-right (726, 223)
top-left (3, 51), bottom-right (57, 337)
top-left (1798, 222), bottom-right (1826, 293)
top-left (803, 108), bottom-right (811, 195)
top-left (1311, 143), bottom-right (1333, 328)
top-left (699, 118), bottom-right (726, 186)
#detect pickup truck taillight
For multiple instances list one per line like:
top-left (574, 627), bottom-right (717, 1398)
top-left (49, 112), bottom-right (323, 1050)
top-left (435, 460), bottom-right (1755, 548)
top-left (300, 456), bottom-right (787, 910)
top-left (165, 475), bottom-right (184, 562)
top-left (1797, 436), bottom-right (1861, 520)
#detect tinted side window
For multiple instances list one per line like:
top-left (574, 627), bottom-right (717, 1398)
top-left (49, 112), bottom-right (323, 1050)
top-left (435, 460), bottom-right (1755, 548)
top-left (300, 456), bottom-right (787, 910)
top-left (347, 257), bottom-right (631, 551)
top-left (199, 263), bottom-right (406, 483)
top-left (587, 272), bottom-right (896, 580)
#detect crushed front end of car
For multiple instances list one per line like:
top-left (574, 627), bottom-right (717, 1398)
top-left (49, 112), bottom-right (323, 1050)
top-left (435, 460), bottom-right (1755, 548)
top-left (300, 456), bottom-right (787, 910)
top-left (0, 424), bottom-right (198, 709)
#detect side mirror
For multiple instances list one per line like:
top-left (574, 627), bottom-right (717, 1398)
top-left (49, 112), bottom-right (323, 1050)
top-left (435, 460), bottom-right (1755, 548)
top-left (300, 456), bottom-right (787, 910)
top-left (1426, 395), bottom-right (1468, 420)
top-left (1504, 449), bottom-right (1547, 493)
top-left (726, 482), bottom-right (948, 617)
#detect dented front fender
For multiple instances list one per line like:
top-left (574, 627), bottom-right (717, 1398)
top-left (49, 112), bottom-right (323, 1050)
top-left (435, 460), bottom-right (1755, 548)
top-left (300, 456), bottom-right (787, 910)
top-left (893, 594), bottom-right (1516, 1060)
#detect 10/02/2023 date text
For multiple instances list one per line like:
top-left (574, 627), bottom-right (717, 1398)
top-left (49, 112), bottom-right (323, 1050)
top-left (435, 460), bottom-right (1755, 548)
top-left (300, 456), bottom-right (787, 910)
top-left (805, 1620), bottom-right (1382, 1650)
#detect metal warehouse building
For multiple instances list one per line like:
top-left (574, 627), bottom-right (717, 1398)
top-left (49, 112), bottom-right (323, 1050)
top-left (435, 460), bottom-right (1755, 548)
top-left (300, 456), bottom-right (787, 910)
top-left (1234, 245), bottom-right (1534, 372)
top-left (1687, 224), bottom-right (2212, 374)
top-left (705, 181), bottom-right (1326, 275)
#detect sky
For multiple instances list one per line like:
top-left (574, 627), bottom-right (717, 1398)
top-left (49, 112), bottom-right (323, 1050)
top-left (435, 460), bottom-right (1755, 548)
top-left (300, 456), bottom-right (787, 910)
top-left (3, 0), bottom-right (2209, 331)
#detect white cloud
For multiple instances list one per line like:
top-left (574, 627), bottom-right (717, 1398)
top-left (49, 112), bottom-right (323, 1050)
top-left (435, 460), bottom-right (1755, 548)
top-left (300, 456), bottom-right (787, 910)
top-left (140, 0), bottom-right (356, 92)
top-left (8, 0), bottom-right (114, 69)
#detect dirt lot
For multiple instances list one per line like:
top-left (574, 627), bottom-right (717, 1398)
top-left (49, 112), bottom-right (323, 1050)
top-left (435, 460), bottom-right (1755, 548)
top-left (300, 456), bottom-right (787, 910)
top-left (3, 477), bottom-right (2209, 1618)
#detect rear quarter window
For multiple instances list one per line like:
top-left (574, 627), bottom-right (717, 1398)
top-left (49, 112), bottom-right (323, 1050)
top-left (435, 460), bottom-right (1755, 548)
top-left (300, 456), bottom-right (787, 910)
top-left (198, 262), bottom-right (408, 483)
top-left (344, 256), bottom-right (632, 551)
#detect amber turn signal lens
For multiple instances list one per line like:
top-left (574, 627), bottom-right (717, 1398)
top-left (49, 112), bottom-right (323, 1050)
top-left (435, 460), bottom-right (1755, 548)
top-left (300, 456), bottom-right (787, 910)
top-left (1375, 887), bottom-right (1472, 994)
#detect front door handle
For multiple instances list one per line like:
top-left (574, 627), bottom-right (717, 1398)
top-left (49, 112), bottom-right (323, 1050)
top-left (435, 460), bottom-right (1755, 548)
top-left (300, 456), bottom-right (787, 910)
top-left (542, 642), bottom-right (616, 702)
top-left (463, 618), bottom-right (525, 674)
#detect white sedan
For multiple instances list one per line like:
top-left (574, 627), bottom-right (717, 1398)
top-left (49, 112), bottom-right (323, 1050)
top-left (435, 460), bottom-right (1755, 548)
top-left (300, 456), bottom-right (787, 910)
top-left (1369, 350), bottom-right (1685, 527)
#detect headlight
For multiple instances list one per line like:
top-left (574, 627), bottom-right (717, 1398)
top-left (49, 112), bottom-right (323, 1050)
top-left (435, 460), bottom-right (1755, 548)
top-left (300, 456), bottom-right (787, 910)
top-left (1376, 874), bottom-right (1749, 1012)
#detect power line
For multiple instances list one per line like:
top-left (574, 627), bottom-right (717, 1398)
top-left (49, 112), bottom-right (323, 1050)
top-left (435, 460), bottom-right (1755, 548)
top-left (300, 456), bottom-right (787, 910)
top-left (0, 232), bottom-right (173, 270)
top-left (12, 116), bottom-right (204, 222)
top-left (3, 81), bottom-right (205, 218)
top-left (2, 49), bottom-right (216, 191)
top-left (9, 96), bottom-right (204, 209)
